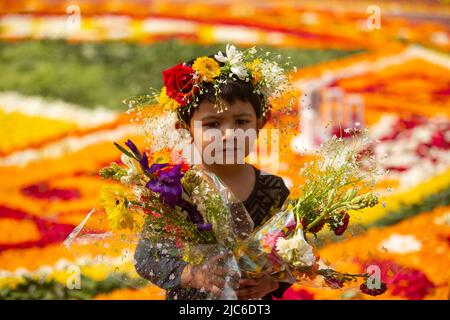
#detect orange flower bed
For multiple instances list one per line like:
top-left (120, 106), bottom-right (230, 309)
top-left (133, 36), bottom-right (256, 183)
top-left (1, 1), bottom-right (448, 51)
top-left (0, 218), bottom-right (41, 244)
top-left (0, 234), bottom-right (136, 272)
top-left (292, 205), bottom-right (450, 300)
top-left (0, 110), bottom-right (77, 156)
top-left (333, 59), bottom-right (450, 118)
top-left (93, 285), bottom-right (165, 300)
top-left (0, 133), bottom-right (144, 187)
top-left (0, 111), bottom-right (130, 157)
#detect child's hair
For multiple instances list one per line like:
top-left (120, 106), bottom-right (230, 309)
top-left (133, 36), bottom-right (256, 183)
top-left (178, 55), bottom-right (266, 126)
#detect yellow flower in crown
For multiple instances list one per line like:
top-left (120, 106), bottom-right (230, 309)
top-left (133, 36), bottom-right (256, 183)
top-left (100, 184), bottom-right (134, 230)
top-left (158, 87), bottom-right (180, 112)
top-left (192, 56), bottom-right (221, 82)
top-left (246, 58), bottom-right (263, 85)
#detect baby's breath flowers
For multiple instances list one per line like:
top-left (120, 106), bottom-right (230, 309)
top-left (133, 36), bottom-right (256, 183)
top-left (290, 134), bottom-right (381, 237)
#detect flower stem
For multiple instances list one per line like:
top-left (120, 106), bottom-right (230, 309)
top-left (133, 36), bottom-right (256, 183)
top-left (129, 200), bottom-right (163, 215)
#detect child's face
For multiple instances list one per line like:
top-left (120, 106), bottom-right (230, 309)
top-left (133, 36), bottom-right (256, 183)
top-left (188, 99), bottom-right (263, 165)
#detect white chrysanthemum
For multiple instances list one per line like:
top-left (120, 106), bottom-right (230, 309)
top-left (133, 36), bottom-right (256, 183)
top-left (276, 230), bottom-right (315, 267)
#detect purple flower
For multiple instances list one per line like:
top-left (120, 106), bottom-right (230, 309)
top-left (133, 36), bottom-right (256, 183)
top-left (145, 164), bottom-right (183, 206)
top-left (139, 152), bottom-right (150, 172)
top-left (125, 139), bottom-right (141, 159)
top-left (178, 199), bottom-right (202, 223)
top-left (139, 152), bottom-right (169, 175)
top-left (143, 162), bottom-right (211, 232)
top-left (178, 199), bottom-right (212, 231)
top-left (196, 223), bottom-right (213, 231)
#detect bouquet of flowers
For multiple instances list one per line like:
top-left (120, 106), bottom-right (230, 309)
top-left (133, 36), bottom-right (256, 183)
top-left (102, 139), bottom-right (256, 296)
top-left (64, 137), bottom-right (258, 299)
top-left (66, 134), bottom-right (386, 299)
top-left (234, 136), bottom-right (388, 296)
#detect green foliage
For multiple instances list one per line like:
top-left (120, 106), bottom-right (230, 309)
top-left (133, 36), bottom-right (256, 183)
top-left (99, 162), bottom-right (128, 181)
top-left (0, 274), bottom-right (145, 300)
top-left (0, 39), bottom-right (363, 110)
top-left (368, 186), bottom-right (450, 228)
top-left (114, 142), bottom-right (137, 160)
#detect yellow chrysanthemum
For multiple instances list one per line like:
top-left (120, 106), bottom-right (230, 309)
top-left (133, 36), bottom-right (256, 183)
top-left (246, 58), bottom-right (263, 85)
top-left (192, 56), bottom-right (221, 82)
top-left (158, 87), bottom-right (180, 112)
top-left (100, 185), bottom-right (134, 230)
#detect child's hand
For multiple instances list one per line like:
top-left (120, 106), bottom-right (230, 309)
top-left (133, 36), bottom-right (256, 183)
top-left (237, 275), bottom-right (279, 300)
top-left (181, 253), bottom-right (235, 297)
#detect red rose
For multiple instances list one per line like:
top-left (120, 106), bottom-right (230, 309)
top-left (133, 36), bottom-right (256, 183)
top-left (162, 63), bottom-right (198, 106)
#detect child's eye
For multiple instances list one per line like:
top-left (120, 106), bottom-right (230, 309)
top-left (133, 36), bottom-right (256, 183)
top-left (203, 122), bottom-right (220, 128)
top-left (236, 119), bottom-right (250, 125)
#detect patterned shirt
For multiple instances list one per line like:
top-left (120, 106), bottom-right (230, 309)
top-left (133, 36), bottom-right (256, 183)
top-left (134, 165), bottom-right (291, 300)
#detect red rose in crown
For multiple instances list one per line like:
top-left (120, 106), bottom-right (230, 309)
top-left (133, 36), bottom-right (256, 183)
top-left (162, 63), bottom-right (199, 107)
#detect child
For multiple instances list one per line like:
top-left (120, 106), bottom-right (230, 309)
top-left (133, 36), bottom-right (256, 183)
top-left (134, 52), bottom-right (293, 300)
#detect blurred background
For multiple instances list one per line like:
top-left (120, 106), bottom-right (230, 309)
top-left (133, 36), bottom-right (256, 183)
top-left (0, 0), bottom-right (449, 300)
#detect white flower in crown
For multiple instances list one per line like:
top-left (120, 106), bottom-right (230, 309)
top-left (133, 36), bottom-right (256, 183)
top-left (260, 60), bottom-right (287, 97)
top-left (230, 64), bottom-right (249, 80)
top-left (215, 44), bottom-right (243, 65)
top-left (215, 44), bottom-right (248, 80)
top-left (276, 229), bottom-right (315, 267)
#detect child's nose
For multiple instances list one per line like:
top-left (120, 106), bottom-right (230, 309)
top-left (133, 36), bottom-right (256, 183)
top-left (222, 128), bottom-right (238, 143)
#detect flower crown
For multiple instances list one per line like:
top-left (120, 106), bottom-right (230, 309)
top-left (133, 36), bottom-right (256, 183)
top-left (125, 44), bottom-right (296, 122)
